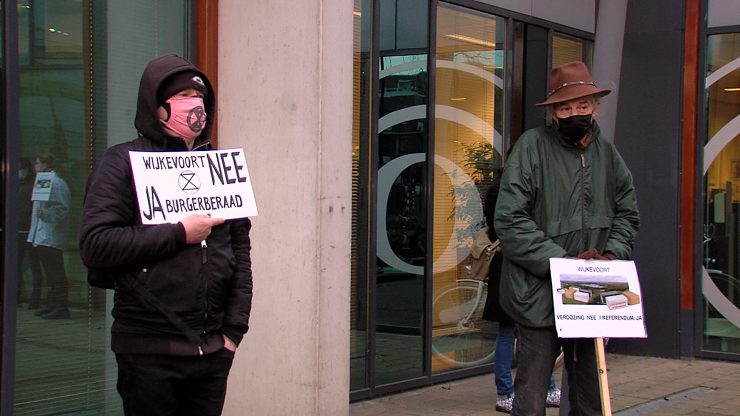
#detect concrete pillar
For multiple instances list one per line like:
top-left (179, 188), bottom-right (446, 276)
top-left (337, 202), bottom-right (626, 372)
top-left (592, 0), bottom-right (628, 142)
top-left (218, 1), bottom-right (353, 415)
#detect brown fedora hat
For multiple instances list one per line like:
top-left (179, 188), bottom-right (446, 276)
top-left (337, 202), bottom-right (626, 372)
top-left (536, 61), bottom-right (610, 107)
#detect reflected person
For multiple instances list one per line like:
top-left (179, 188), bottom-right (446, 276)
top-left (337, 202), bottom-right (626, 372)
top-left (18, 158), bottom-right (36, 306)
top-left (28, 153), bottom-right (71, 319)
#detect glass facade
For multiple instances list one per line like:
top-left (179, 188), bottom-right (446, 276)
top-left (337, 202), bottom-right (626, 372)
top-left (431, 3), bottom-right (504, 371)
top-left (15, 2), bottom-right (90, 412)
top-left (551, 32), bottom-right (591, 70)
top-left (374, 0), bottom-right (428, 387)
top-left (2, 1), bottom-right (193, 414)
top-left (702, 32), bottom-right (740, 356)
top-left (349, 0), bottom-right (599, 398)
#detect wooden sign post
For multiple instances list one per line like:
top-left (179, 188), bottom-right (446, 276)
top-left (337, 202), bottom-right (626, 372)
top-left (595, 337), bottom-right (612, 416)
top-left (548, 258), bottom-right (646, 415)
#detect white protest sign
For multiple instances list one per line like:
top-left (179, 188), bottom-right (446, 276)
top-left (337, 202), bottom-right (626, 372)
top-left (549, 258), bottom-right (646, 338)
top-left (129, 149), bottom-right (258, 224)
top-left (31, 172), bottom-right (55, 201)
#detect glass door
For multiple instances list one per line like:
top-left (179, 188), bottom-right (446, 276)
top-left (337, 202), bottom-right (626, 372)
top-left (702, 32), bottom-right (740, 358)
top-left (374, 51), bottom-right (429, 384)
top-left (351, 0), bottom-right (431, 393)
top-left (372, 0), bottom-right (430, 387)
top-left (432, 3), bottom-right (506, 372)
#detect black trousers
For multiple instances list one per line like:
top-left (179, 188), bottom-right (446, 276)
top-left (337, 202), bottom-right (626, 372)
top-left (116, 350), bottom-right (236, 416)
top-left (29, 245), bottom-right (68, 309)
top-left (17, 238), bottom-right (30, 302)
top-left (513, 325), bottom-right (601, 416)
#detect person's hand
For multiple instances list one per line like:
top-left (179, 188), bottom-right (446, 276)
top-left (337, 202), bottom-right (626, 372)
top-left (599, 252), bottom-right (618, 260)
top-left (575, 248), bottom-right (599, 259)
top-left (223, 334), bottom-right (237, 352)
top-left (180, 214), bottom-right (225, 244)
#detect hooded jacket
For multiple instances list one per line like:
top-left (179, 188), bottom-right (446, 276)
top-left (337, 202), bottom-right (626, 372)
top-left (493, 122), bottom-right (639, 328)
top-left (79, 55), bottom-right (252, 355)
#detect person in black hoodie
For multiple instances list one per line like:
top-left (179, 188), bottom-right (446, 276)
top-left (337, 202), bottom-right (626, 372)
top-left (79, 54), bottom-right (253, 416)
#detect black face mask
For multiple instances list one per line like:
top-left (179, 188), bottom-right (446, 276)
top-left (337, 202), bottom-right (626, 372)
top-left (557, 114), bottom-right (592, 144)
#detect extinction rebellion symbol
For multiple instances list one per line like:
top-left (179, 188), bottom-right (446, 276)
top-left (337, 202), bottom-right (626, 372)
top-left (178, 170), bottom-right (201, 194)
top-left (187, 107), bottom-right (206, 133)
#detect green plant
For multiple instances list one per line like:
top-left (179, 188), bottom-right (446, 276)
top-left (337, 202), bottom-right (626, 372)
top-left (449, 141), bottom-right (502, 244)
top-left (461, 141), bottom-right (501, 196)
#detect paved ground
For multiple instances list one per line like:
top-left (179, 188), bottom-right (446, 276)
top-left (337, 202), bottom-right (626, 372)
top-left (350, 354), bottom-right (740, 415)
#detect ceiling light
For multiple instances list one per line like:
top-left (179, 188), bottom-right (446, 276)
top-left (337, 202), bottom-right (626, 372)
top-left (444, 34), bottom-right (496, 49)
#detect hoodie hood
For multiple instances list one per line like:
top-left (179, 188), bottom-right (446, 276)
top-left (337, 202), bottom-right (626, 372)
top-left (134, 54), bottom-right (215, 149)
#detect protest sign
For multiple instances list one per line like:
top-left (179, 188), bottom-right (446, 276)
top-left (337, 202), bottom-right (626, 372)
top-left (549, 258), bottom-right (646, 338)
top-left (129, 149), bottom-right (258, 224)
top-left (31, 172), bottom-right (55, 201)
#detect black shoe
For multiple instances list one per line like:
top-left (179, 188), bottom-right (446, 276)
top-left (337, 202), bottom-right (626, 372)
top-left (35, 306), bottom-right (56, 316)
top-left (42, 308), bottom-right (70, 319)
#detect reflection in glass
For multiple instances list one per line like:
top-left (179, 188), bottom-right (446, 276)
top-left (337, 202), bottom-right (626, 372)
top-left (432, 3), bottom-right (505, 372)
top-left (379, 0), bottom-right (428, 52)
top-left (15, 3), bottom-right (99, 412)
top-left (375, 52), bottom-right (428, 385)
top-left (371, 0), bottom-right (429, 388)
top-left (702, 32), bottom-right (740, 355)
top-left (12, 1), bottom-right (190, 414)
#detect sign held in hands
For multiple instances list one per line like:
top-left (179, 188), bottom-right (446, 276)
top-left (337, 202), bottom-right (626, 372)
top-left (32, 172), bottom-right (56, 201)
top-left (129, 149), bottom-right (258, 224)
top-left (549, 258), bottom-right (646, 338)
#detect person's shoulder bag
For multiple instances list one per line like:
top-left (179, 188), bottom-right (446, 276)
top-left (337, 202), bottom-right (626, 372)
top-left (468, 227), bottom-right (501, 282)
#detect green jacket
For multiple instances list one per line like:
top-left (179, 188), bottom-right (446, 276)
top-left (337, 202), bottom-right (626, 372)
top-left (493, 122), bottom-right (640, 328)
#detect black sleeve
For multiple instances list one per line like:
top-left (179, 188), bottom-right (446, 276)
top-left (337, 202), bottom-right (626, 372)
top-left (221, 218), bottom-right (253, 345)
top-left (79, 144), bottom-right (187, 269)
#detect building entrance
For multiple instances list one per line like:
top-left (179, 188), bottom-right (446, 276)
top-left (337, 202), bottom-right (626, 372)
top-left (702, 31), bottom-right (740, 358)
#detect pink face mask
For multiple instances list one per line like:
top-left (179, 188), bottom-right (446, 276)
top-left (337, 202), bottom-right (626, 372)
top-left (161, 96), bottom-right (207, 140)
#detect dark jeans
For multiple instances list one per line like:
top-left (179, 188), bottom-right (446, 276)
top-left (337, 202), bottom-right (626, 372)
top-left (29, 245), bottom-right (68, 309)
top-left (17, 237), bottom-right (30, 302)
top-left (495, 323), bottom-right (558, 397)
top-left (116, 350), bottom-right (236, 416)
top-left (494, 323), bottom-right (517, 396)
top-left (513, 325), bottom-right (601, 416)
